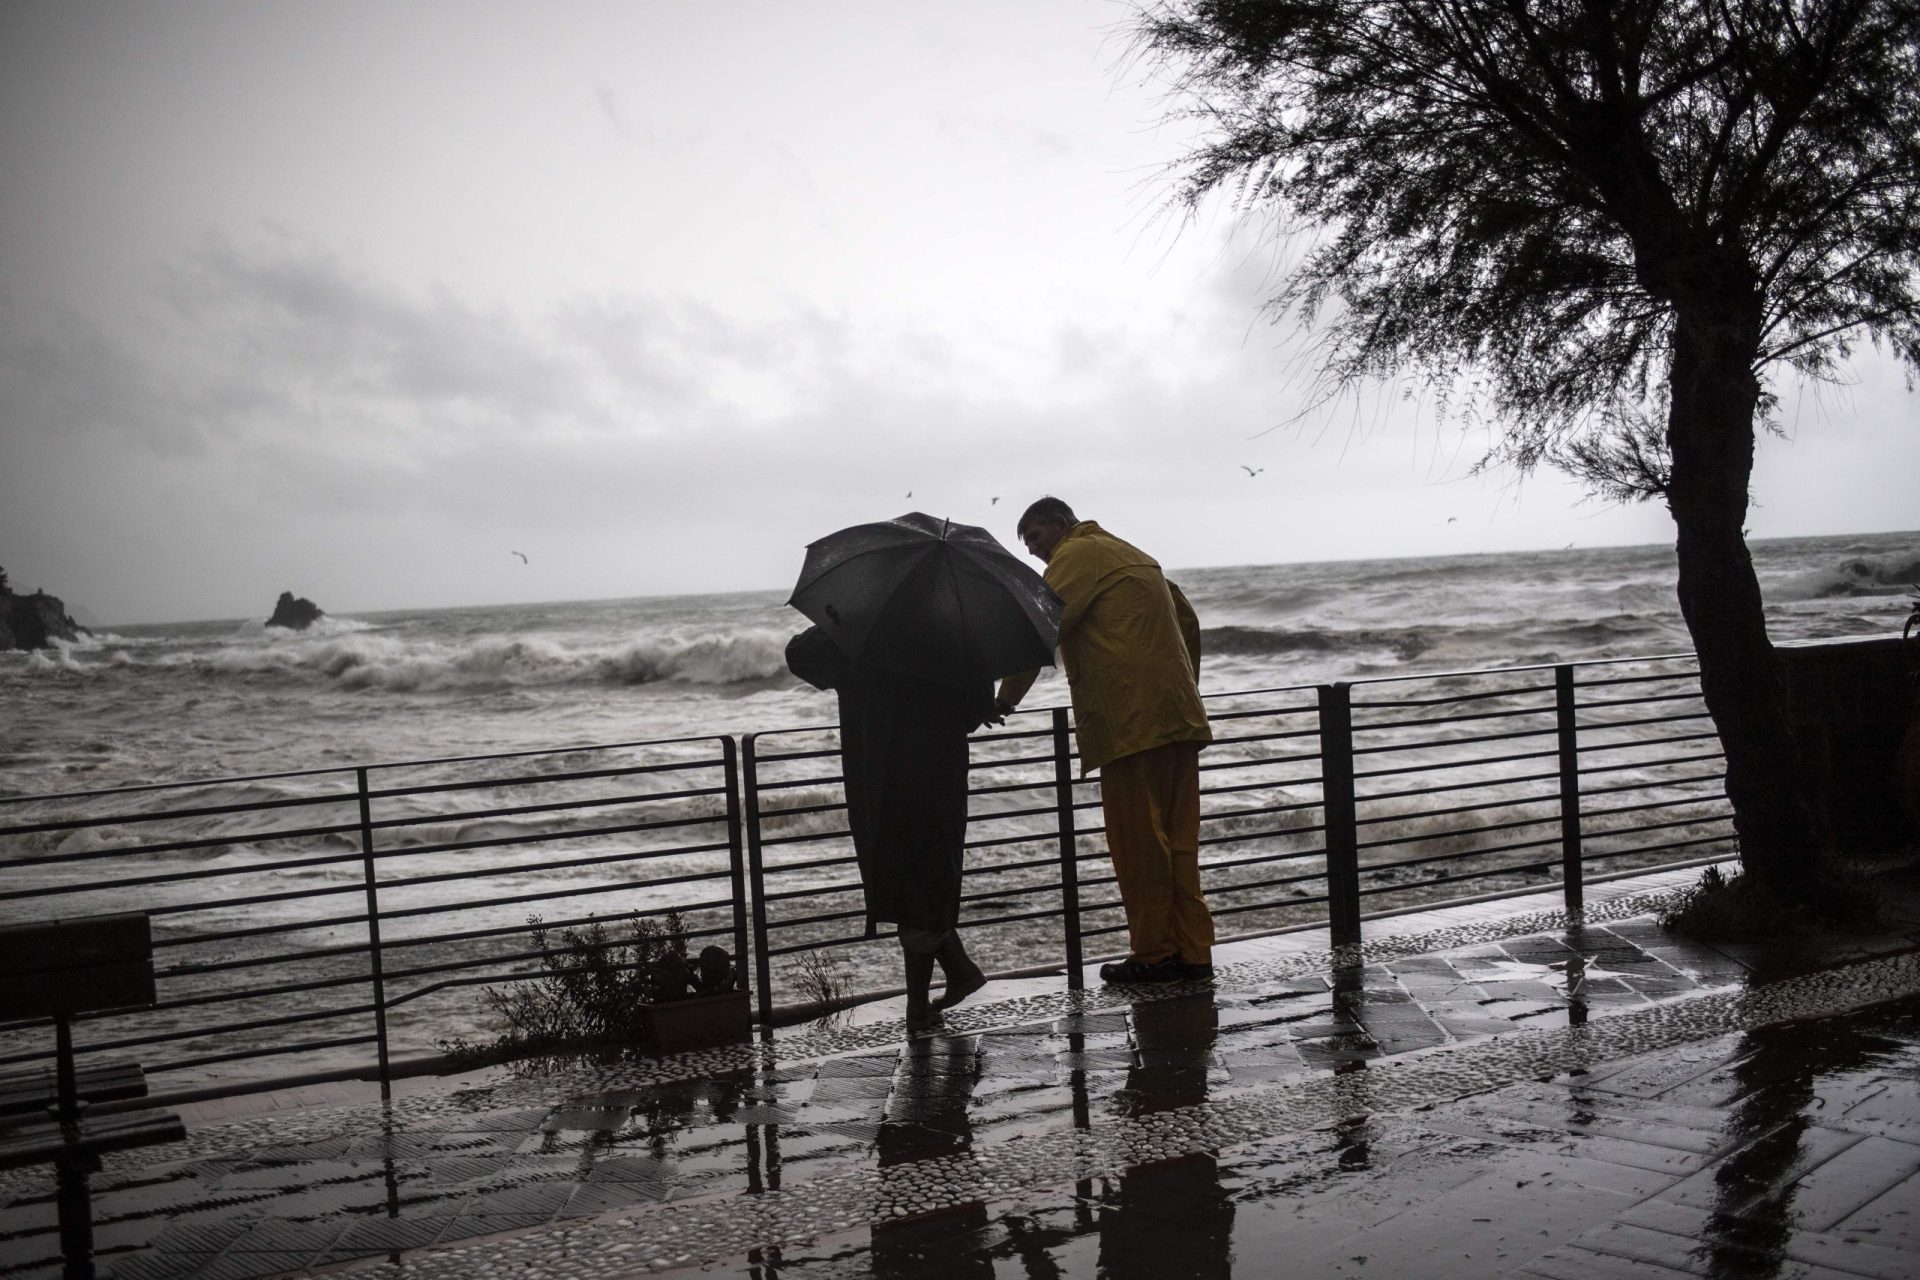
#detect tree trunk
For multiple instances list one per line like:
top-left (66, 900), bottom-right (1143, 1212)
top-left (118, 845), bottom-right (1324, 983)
top-left (1664, 297), bottom-right (1826, 897)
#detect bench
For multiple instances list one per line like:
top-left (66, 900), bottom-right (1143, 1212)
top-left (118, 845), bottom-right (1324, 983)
top-left (0, 913), bottom-right (185, 1280)
top-left (0, 1060), bottom-right (147, 1117)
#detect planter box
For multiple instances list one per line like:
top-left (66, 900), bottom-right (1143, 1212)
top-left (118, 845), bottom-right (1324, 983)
top-left (638, 989), bottom-right (751, 1054)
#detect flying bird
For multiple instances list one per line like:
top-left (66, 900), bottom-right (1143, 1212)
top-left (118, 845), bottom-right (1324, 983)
top-left (905, 490), bottom-right (913, 499)
top-left (1240, 465), bottom-right (1264, 478)
top-left (991, 496), bottom-right (1000, 506)
top-left (1446, 517), bottom-right (1458, 524)
top-left (510, 550), bottom-right (529, 564)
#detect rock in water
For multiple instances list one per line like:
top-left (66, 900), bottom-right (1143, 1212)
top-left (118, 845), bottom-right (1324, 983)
top-left (266, 591), bottom-right (325, 630)
top-left (0, 588), bottom-right (87, 651)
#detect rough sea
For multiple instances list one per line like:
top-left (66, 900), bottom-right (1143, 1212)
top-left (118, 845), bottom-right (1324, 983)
top-left (4, 531), bottom-right (1912, 800)
top-left (1, 530), bottom-right (1914, 1088)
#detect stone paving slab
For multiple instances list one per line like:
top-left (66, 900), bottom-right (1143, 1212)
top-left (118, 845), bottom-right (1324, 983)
top-left (651, 986), bottom-right (1920, 1280)
top-left (250, 952), bottom-right (1919, 1278)
top-left (2, 865), bottom-right (1916, 1279)
top-left (0, 872), bottom-right (1708, 1201)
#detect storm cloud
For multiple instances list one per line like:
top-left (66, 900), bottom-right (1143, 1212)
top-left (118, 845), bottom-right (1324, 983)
top-left (1, 1), bottom-right (1911, 623)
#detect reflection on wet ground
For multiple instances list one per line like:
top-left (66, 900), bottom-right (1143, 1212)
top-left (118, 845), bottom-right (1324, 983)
top-left (684, 995), bottom-right (1920, 1279)
top-left (1, 870), bottom-right (1917, 1279)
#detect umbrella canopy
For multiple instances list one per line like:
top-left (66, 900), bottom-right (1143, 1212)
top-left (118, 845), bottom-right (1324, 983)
top-left (788, 512), bottom-right (1061, 684)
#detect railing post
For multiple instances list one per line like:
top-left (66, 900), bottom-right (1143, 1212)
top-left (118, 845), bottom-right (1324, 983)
top-left (355, 767), bottom-right (391, 1087)
top-left (720, 737), bottom-right (751, 995)
top-left (741, 735), bottom-right (776, 1027)
top-left (1052, 708), bottom-right (1083, 989)
top-left (1317, 683), bottom-right (1361, 949)
top-left (51, 1013), bottom-right (97, 1279)
top-left (1556, 665), bottom-right (1584, 913)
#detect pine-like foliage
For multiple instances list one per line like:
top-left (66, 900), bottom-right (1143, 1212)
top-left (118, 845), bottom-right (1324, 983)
top-left (1134, 0), bottom-right (1920, 477)
top-left (1133, 0), bottom-right (1920, 892)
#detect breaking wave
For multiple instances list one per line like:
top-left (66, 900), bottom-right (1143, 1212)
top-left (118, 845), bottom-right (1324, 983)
top-left (1777, 552), bottom-right (1920, 600)
top-left (1204, 625), bottom-right (1437, 663)
top-left (256, 614), bottom-right (377, 638)
top-left (30, 627), bottom-right (797, 691)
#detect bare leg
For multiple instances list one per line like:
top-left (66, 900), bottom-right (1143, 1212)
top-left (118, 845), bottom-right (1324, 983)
top-left (901, 938), bottom-right (942, 1032)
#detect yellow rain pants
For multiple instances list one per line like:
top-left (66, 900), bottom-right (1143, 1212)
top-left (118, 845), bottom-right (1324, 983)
top-left (1100, 740), bottom-right (1214, 965)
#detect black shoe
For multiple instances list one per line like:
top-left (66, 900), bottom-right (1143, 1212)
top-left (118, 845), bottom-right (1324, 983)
top-left (1176, 960), bottom-right (1215, 982)
top-left (1098, 956), bottom-right (1184, 984)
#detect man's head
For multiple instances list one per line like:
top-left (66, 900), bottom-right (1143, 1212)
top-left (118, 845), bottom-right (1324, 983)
top-left (1016, 496), bottom-right (1077, 563)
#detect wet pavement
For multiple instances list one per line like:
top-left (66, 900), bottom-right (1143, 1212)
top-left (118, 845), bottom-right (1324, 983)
top-left (718, 997), bottom-right (1920, 1280)
top-left (677, 995), bottom-right (1920, 1279)
top-left (3, 864), bottom-right (1918, 1279)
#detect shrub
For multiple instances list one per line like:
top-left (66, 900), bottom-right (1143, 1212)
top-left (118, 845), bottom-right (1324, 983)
top-left (441, 910), bottom-right (733, 1067)
top-left (1661, 861), bottom-right (1882, 942)
top-left (785, 948), bottom-right (851, 1020)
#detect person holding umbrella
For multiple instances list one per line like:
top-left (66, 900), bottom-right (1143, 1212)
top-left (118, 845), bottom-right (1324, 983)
top-left (785, 512), bottom-right (1063, 1032)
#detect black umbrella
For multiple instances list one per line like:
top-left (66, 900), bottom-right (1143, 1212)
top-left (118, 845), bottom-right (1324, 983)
top-left (788, 512), bottom-right (1061, 684)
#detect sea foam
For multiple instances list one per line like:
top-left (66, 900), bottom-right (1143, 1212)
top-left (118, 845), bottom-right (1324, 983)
top-left (152, 626), bottom-right (801, 691)
top-left (1776, 551), bottom-right (1920, 600)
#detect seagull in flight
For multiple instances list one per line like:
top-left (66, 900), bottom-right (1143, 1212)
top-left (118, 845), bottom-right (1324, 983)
top-left (510, 550), bottom-right (529, 564)
top-left (991, 496), bottom-right (1000, 506)
top-left (1240, 465), bottom-right (1264, 478)
top-left (1446, 517), bottom-right (1458, 524)
top-left (905, 490), bottom-right (912, 499)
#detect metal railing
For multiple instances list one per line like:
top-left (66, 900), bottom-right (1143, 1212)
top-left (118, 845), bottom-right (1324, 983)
top-left (742, 709), bottom-right (1093, 1025)
top-left (0, 737), bottom-right (746, 1091)
top-left (0, 651), bottom-right (1739, 1086)
top-left (741, 654), bottom-right (1735, 1019)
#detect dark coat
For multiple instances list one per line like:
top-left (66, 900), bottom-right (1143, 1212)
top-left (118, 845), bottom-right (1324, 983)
top-left (785, 626), bottom-right (994, 935)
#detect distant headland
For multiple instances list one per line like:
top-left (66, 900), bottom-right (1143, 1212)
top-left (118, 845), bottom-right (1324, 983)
top-left (0, 565), bottom-right (87, 652)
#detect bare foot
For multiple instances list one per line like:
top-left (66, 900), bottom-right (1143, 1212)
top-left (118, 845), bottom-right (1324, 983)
top-left (936, 960), bottom-right (986, 1011)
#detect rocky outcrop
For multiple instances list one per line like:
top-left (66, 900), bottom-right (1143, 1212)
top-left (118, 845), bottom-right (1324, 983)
top-left (0, 588), bottom-right (87, 652)
top-left (266, 591), bottom-right (325, 630)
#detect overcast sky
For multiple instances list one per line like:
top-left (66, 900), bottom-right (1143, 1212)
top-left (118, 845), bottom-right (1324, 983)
top-left (2, 1), bottom-right (1913, 625)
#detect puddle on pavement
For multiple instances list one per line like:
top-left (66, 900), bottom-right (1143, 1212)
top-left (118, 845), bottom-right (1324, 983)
top-left (674, 994), bottom-right (1920, 1279)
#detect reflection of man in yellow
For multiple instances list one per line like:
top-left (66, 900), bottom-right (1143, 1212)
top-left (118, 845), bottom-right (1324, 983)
top-left (997, 496), bottom-right (1214, 983)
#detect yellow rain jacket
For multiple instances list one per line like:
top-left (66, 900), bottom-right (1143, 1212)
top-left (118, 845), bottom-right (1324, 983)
top-left (1000, 521), bottom-right (1210, 774)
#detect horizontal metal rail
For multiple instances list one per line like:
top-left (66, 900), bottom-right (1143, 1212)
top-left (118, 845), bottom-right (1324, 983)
top-left (0, 736), bottom-right (750, 1089)
top-left (1, 647), bottom-right (1775, 1089)
top-left (739, 652), bottom-right (1745, 1020)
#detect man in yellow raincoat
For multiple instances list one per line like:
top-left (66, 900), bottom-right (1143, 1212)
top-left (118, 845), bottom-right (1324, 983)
top-left (996, 497), bottom-right (1214, 983)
